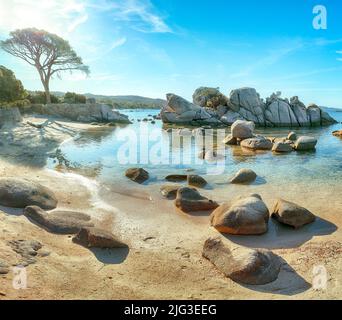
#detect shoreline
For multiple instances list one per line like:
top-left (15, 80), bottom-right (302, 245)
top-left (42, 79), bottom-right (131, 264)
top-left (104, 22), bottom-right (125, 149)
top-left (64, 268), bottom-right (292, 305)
top-left (0, 116), bottom-right (341, 300)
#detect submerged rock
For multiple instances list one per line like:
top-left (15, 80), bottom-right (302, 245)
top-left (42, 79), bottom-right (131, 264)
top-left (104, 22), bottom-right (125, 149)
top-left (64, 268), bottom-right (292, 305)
top-left (230, 169), bottom-right (257, 184)
top-left (73, 227), bottom-right (127, 249)
top-left (271, 199), bottom-right (316, 228)
top-left (240, 137), bottom-right (273, 150)
top-left (175, 187), bottom-right (219, 213)
top-left (0, 178), bottom-right (57, 210)
top-left (202, 237), bottom-right (281, 285)
top-left (24, 206), bottom-right (94, 234)
top-left (165, 174), bottom-right (188, 182)
top-left (294, 136), bottom-right (318, 151)
top-left (125, 168), bottom-right (149, 184)
top-left (210, 194), bottom-right (269, 235)
top-left (187, 175), bottom-right (207, 188)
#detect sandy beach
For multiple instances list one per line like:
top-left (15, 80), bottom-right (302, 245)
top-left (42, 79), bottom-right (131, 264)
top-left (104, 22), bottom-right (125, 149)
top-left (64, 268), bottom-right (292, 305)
top-left (0, 116), bottom-right (341, 300)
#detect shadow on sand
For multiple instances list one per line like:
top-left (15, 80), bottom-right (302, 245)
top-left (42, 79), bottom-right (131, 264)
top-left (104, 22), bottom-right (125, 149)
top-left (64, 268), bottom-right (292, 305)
top-left (91, 247), bottom-right (129, 265)
top-left (222, 217), bottom-right (338, 250)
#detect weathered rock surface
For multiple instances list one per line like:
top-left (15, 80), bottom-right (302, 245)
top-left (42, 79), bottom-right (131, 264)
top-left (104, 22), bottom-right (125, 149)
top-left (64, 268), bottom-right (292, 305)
top-left (241, 137), bottom-right (273, 150)
top-left (231, 120), bottom-right (255, 139)
top-left (125, 168), bottom-right (149, 184)
top-left (187, 175), bottom-right (207, 188)
top-left (223, 134), bottom-right (238, 145)
top-left (73, 227), bottom-right (127, 249)
top-left (160, 185), bottom-right (181, 199)
top-left (230, 169), bottom-right (257, 184)
top-left (175, 187), bottom-right (219, 213)
top-left (202, 237), bottom-right (281, 285)
top-left (24, 206), bottom-right (94, 234)
top-left (0, 178), bottom-right (57, 210)
top-left (287, 131), bottom-right (297, 141)
top-left (294, 136), bottom-right (318, 151)
top-left (271, 199), bottom-right (316, 228)
top-left (8, 240), bottom-right (43, 266)
top-left (161, 88), bottom-right (336, 127)
top-left (0, 260), bottom-right (10, 274)
top-left (272, 142), bottom-right (293, 153)
top-left (0, 107), bottom-right (22, 128)
top-left (22, 103), bottom-right (130, 124)
top-left (210, 194), bottom-right (269, 235)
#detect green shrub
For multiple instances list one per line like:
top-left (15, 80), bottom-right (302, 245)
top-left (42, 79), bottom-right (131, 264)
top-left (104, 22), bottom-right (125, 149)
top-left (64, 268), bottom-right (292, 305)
top-left (27, 91), bottom-right (60, 104)
top-left (64, 92), bottom-right (86, 104)
top-left (0, 65), bottom-right (27, 103)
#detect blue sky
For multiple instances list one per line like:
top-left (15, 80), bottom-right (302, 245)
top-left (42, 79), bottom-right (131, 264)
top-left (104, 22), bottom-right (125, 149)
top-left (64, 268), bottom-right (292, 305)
top-left (0, 0), bottom-right (342, 107)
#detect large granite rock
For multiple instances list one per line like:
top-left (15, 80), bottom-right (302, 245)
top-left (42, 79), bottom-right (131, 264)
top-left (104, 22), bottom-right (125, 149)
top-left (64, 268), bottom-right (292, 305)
top-left (271, 199), bottom-right (316, 228)
top-left (240, 137), bottom-right (273, 150)
top-left (231, 120), bottom-right (255, 139)
top-left (24, 206), bottom-right (94, 234)
top-left (161, 88), bottom-right (336, 127)
top-left (0, 178), bottom-right (57, 210)
top-left (294, 136), bottom-right (318, 151)
top-left (0, 107), bottom-right (22, 128)
top-left (175, 187), bottom-right (219, 213)
top-left (24, 103), bottom-right (130, 124)
top-left (202, 237), bottom-right (281, 285)
top-left (192, 87), bottom-right (228, 109)
top-left (230, 169), bottom-right (257, 184)
top-left (210, 194), bottom-right (269, 235)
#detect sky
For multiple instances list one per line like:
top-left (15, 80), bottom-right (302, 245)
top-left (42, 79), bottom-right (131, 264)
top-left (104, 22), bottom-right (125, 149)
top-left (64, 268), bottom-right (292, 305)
top-left (0, 0), bottom-right (342, 107)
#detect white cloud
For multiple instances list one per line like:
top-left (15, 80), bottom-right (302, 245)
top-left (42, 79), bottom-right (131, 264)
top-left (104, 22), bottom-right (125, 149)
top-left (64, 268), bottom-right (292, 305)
top-left (0, 0), bottom-right (88, 36)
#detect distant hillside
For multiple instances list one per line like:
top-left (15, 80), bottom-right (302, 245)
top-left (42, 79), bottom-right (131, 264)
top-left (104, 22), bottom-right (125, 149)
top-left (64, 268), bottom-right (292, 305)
top-left (322, 106), bottom-right (342, 113)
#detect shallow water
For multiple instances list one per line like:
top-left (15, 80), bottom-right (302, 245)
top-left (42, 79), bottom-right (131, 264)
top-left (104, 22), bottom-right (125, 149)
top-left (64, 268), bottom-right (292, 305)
top-left (47, 109), bottom-right (342, 189)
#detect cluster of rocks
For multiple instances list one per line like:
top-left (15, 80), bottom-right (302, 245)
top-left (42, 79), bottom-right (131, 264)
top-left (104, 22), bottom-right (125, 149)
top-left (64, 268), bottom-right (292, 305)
top-left (224, 120), bottom-right (318, 152)
top-left (0, 178), bottom-right (128, 264)
top-left (161, 87), bottom-right (337, 127)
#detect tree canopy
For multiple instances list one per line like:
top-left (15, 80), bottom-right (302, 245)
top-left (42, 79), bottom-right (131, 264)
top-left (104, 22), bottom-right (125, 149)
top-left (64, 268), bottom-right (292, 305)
top-left (0, 28), bottom-right (89, 104)
top-left (0, 65), bottom-right (27, 103)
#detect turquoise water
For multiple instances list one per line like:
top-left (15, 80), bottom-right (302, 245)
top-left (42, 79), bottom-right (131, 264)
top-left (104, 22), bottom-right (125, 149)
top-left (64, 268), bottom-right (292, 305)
top-left (48, 109), bottom-right (342, 189)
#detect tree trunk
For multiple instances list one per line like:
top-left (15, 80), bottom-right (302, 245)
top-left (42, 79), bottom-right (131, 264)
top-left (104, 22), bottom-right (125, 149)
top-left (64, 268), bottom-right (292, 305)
top-left (43, 80), bottom-right (51, 104)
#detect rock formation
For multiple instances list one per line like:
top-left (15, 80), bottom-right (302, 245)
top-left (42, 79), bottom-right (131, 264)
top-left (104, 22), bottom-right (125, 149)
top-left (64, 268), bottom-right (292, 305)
top-left (161, 87), bottom-right (337, 127)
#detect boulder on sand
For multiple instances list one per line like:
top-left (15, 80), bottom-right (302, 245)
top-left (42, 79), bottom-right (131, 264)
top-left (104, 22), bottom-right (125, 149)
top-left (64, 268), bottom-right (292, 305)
top-left (294, 136), bottom-right (318, 151)
top-left (187, 175), bottom-right (208, 188)
top-left (230, 169), bottom-right (257, 184)
top-left (160, 185), bottom-right (181, 199)
top-left (125, 168), bottom-right (149, 184)
top-left (0, 178), bottom-right (57, 210)
top-left (24, 206), bottom-right (94, 234)
top-left (271, 199), bottom-right (316, 228)
top-left (175, 187), bottom-right (219, 213)
top-left (231, 120), bottom-right (255, 139)
top-left (240, 137), bottom-right (273, 150)
top-left (210, 194), bottom-right (269, 235)
top-left (202, 237), bottom-right (281, 285)
top-left (73, 227), bottom-right (128, 249)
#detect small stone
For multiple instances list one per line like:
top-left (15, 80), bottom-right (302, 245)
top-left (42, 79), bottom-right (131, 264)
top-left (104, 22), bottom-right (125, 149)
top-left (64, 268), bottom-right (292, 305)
top-left (230, 169), bottom-right (257, 184)
top-left (125, 168), bottom-right (149, 184)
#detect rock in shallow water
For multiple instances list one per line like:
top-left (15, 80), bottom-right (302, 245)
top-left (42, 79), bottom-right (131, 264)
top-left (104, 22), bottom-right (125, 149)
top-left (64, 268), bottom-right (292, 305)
top-left (73, 227), bottom-right (128, 249)
top-left (294, 136), bottom-right (318, 151)
top-left (160, 185), bottom-right (181, 199)
top-left (241, 137), bottom-right (273, 150)
top-left (24, 206), bottom-right (94, 234)
top-left (230, 169), bottom-right (257, 184)
top-left (0, 178), bottom-right (57, 210)
top-left (271, 199), bottom-right (316, 228)
top-left (125, 168), bottom-right (149, 184)
top-left (210, 194), bottom-right (269, 235)
top-left (175, 187), bottom-right (219, 213)
top-left (272, 142), bottom-right (293, 153)
top-left (187, 175), bottom-right (207, 188)
top-left (165, 174), bottom-right (188, 182)
top-left (231, 120), bottom-right (255, 139)
top-left (202, 237), bottom-right (281, 285)
top-left (333, 130), bottom-right (342, 138)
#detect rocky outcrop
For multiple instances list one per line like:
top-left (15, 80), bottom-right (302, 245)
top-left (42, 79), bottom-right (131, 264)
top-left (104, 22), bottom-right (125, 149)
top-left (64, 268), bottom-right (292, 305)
top-left (202, 237), bottom-right (281, 285)
top-left (0, 107), bottom-right (22, 128)
top-left (21, 103), bottom-right (130, 124)
top-left (175, 187), bottom-right (219, 213)
top-left (24, 206), bottom-right (94, 234)
top-left (210, 194), bottom-right (269, 235)
top-left (161, 87), bottom-right (337, 127)
top-left (271, 199), bottom-right (316, 228)
top-left (72, 227), bottom-right (128, 249)
top-left (0, 178), bottom-right (57, 210)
